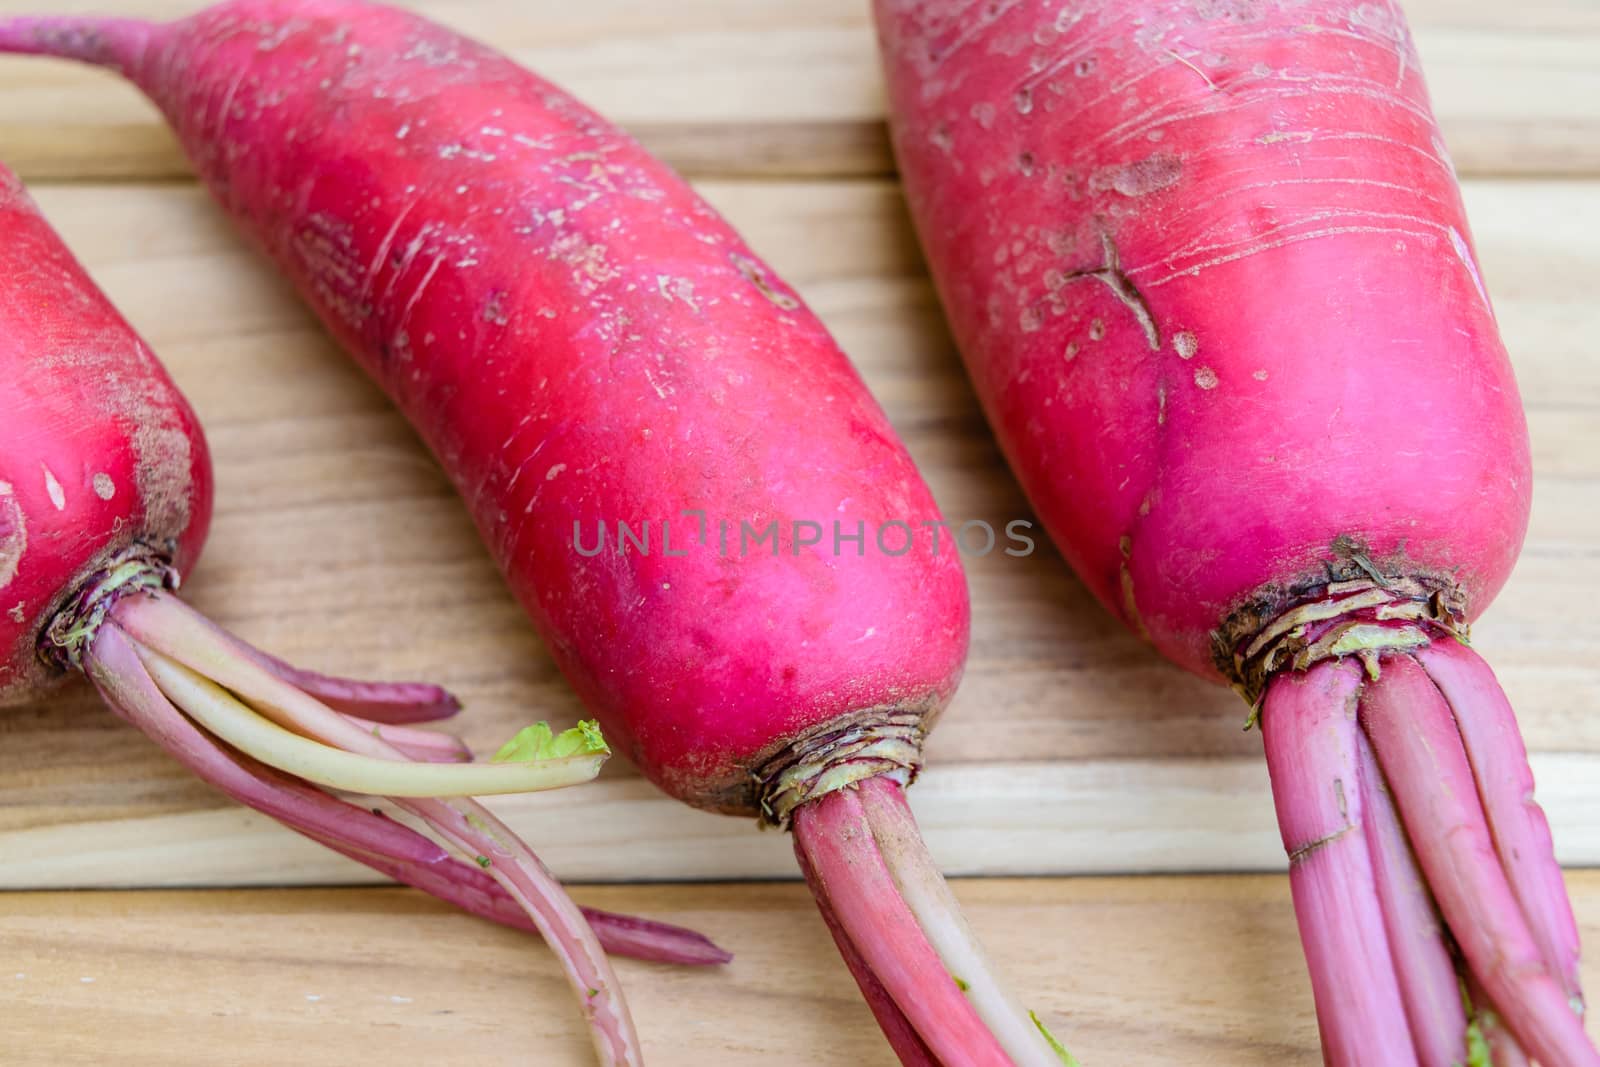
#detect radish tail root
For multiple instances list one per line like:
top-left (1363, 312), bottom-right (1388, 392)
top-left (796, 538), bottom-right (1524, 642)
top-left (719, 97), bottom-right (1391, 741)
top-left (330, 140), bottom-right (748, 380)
top-left (792, 778), bottom-right (1067, 1066)
top-left (0, 16), bottom-right (149, 70)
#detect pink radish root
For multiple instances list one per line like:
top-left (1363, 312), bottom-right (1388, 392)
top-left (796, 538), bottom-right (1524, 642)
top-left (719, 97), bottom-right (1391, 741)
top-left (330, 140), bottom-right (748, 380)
top-left (1263, 641), bottom-right (1595, 1066)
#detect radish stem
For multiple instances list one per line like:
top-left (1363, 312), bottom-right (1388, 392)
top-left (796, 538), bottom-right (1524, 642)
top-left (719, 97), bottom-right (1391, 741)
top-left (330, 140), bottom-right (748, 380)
top-left (138, 647), bottom-right (602, 796)
top-left (91, 625), bottom-right (723, 967)
top-left (338, 714), bottom-right (473, 762)
top-left (858, 775), bottom-right (1063, 1066)
top-left (1355, 731), bottom-right (1468, 1065)
top-left (397, 794), bottom-right (641, 1066)
top-left (793, 828), bottom-right (939, 1067)
top-left (1261, 660), bottom-right (1417, 1065)
top-left (105, 593), bottom-right (644, 1065)
top-left (1465, 970), bottom-right (1532, 1067)
top-left (793, 783), bottom-right (1013, 1067)
top-left (1417, 638), bottom-right (1585, 1010)
top-left (236, 637), bottom-right (462, 723)
top-left (1359, 654), bottom-right (1598, 1067)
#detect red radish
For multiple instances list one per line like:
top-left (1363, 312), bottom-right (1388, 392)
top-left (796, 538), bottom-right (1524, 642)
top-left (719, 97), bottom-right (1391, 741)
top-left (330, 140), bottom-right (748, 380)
top-left (874, 0), bottom-right (1594, 1063)
top-left (0, 2), bottom-right (1066, 1061)
top-left (0, 159), bottom-right (732, 1066)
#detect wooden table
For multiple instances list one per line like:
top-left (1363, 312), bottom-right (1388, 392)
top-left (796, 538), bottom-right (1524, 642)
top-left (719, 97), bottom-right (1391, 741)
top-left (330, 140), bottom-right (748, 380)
top-left (2, 1), bottom-right (1597, 1062)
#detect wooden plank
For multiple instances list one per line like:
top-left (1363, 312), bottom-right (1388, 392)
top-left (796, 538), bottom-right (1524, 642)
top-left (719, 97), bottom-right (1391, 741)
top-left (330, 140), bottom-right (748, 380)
top-left (1, 0), bottom-right (1598, 181)
top-left (3, 873), bottom-right (1598, 1064)
top-left (0, 177), bottom-right (1597, 886)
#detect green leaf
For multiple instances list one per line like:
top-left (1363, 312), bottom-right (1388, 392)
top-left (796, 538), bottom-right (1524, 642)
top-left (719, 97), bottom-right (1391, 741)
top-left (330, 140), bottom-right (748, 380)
top-left (1031, 1011), bottom-right (1081, 1067)
top-left (491, 720), bottom-right (610, 764)
top-left (1462, 1016), bottom-right (1493, 1067)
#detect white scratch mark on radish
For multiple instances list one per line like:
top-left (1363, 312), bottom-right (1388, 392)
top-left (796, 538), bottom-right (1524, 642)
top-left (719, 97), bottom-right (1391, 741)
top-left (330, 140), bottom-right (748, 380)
top-left (1448, 226), bottom-right (1492, 315)
top-left (1142, 224), bottom-right (1440, 287)
top-left (397, 254), bottom-right (446, 334)
top-left (0, 482), bottom-right (24, 590)
top-left (92, 473), bottom-right (115, 501)
top-left (364, 196), bottom-right (423, 309)
top-left (546, 464), bottom-right (567, 481)
top-left (656, 275), bottom-right (699, 311)
top-left (644, 366), bottom-right (673, 400)
top-left (41, 466), bottom-right (65, 511)
top-left (1164, 49), bottom-right (1217, 90)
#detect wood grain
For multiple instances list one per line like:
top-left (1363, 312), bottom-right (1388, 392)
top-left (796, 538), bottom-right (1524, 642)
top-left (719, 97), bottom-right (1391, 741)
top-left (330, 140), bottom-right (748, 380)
top-left (0, 175), bottom-right (1596, 886)
top-left (1, 0), bottom-right (1598, 180)
top-left (3, 873), bottom-right (1597, 1065)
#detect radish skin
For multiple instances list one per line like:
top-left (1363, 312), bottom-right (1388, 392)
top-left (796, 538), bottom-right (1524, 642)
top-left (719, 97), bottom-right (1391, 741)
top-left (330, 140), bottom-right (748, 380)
top-left (0, 3), bottom-right (1049, 1060)
top-left (0, 159), bottom-right (727, 1061)
top-left (875, 0), bottom-right (1591, 1060)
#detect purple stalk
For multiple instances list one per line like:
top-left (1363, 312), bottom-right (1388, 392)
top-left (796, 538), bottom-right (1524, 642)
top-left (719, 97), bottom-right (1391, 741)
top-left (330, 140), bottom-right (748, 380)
top-left (570, 908), bottom-right (732, 968)
top-left (233, 637), bottom-right (463, 725)
top-left (1417, 638), bottom-right (1585, 1009)
top-left (1261, 659), bottom-right (1416, 1065)
top-left (1355, 732), bottom-right (1468, 1065)
top-left (1359, 654), bottom-right (1598, 1067)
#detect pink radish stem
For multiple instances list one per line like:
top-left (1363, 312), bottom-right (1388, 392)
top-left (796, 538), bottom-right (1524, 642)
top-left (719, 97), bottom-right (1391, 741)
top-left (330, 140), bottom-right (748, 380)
top-left (169, 601), bottom-right (462, 724)
top-left (561, 908), bottom-right (732, 968)
top-left (86, 618), bottom-right (725, 968)
top-left (1359, 654), bottom-right (1597, 1067)
top-left (395, 795), bottom-right (641, 1066)
top-left (793, 785), bottom-right (1012, 1067)
top-left (1355, 732), bottom-right (1469, 1065)
top-left (113, 593), bottom-right (640, 1066)
top-left (858, 776), bottom-right (1063, 1066)
top-left (1465, 970), bottom-right (1532, 1067)
top-left (793, 830), bottom-right (939, 1067)
top-left (244, 645), bottom-right (462, 724)
top-left (1417, 637), bottom-right (1585, 1009)
top-left (337, 714), bottom-right (472, 762)
top-left (1261, 660), bottom-right (1416, 1065)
